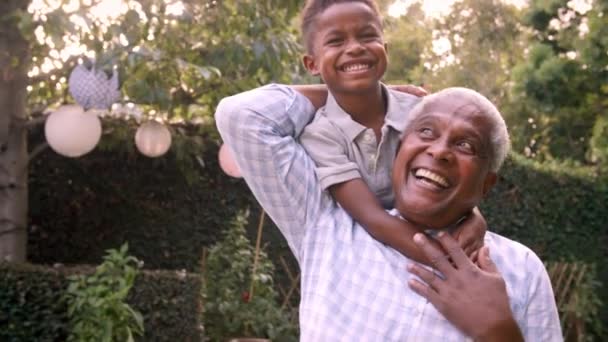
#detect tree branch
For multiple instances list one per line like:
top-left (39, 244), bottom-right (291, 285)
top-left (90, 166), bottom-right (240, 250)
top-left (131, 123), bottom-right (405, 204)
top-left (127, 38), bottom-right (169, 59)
top-left (10, 106), bottom-right (48, 129)
top-left (23, 114), bottom-right (48, 128)
top-left (0, 219), bottom-right (26, 237)
top-left (27, 141), bottom-right (49, 165)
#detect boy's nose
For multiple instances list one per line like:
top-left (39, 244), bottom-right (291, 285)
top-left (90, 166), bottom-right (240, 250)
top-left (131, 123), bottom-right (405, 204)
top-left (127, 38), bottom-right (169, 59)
top-left (345, 40), bottom-right (365, 54)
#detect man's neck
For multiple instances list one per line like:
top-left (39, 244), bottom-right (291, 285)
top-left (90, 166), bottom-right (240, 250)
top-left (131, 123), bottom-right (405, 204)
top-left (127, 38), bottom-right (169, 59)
top-left (395, 210), bottom-right (468, 235)
top-left (331, 84), bottom-right (386, 131)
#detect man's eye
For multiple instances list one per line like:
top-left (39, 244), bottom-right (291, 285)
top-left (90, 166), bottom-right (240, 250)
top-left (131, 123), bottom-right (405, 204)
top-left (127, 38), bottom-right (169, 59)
top-left (419, 128), bottom-right (433, 137)
top-left (457, 141), bottom-right (474, 153)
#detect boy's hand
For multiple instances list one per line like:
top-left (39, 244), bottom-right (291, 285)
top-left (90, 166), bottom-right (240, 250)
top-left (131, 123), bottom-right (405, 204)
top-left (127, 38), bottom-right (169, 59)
top-left (454, 207), bottom-right (486, 260)
top-left (388, 84), bottom-right (428, 97)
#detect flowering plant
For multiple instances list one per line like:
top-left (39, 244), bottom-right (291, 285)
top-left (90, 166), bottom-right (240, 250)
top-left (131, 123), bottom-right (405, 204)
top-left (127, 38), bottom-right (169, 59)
top-left (202, 211), bottom-right (297, 341)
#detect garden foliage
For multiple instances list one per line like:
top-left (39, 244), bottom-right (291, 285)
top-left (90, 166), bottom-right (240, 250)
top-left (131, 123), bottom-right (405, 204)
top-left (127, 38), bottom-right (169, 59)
top-left (65, 244), bottom-right (143, 342)
top-left (0, 260), bottom-right (202, 341)
top-left (202, 211), bottom-right (298, 341)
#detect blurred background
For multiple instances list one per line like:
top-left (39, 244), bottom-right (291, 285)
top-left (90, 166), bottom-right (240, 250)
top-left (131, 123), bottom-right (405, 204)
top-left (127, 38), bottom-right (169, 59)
top-left (0, 0), bottom-right (606, 341)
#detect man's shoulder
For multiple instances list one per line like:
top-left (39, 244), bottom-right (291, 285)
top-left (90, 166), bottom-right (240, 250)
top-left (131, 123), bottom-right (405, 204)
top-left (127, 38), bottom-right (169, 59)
top-left (485, 231), bottom-right (546, 275)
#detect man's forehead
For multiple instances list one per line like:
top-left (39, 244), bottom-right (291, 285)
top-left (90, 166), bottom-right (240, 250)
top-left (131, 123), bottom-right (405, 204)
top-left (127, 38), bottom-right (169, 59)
top-left (419, 97), bottom-right (481, 116)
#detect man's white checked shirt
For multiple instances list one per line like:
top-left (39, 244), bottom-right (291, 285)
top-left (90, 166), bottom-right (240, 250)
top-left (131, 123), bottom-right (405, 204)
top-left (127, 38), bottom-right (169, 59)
top-left (215, 84), bottom-right (562, 341)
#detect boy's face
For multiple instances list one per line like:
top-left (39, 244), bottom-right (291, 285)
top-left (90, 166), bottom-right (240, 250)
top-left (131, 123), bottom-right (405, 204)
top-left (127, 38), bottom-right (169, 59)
top-left (303, 2), bottom-right (387, 96)
top-left (392, 98), bottom-right (497, 229)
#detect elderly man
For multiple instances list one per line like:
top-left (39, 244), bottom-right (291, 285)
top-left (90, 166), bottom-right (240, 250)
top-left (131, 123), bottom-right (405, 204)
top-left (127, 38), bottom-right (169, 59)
top-left (215, 84), bottom-right (561, 341)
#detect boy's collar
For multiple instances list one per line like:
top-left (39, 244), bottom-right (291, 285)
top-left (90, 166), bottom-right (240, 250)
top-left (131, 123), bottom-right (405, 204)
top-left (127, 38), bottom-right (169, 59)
top-left (323, 84), bottom-right (406, 142)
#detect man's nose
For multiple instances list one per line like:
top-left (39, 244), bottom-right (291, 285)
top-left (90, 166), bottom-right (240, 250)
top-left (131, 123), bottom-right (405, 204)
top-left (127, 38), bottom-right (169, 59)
top-left (426, 140), bottom-right (453, 163)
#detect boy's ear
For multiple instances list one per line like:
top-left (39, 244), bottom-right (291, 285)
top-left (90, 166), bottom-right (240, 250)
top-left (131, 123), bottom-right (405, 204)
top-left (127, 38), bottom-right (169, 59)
top-left (302, 55), bottom-right (320, 76)
top-left (384, 42), bottom-right (388, 53)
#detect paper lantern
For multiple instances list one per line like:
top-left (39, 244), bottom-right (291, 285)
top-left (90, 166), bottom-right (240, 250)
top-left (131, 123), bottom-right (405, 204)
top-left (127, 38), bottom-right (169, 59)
top-left (44, 105), bottom-right (102, 158)
top-left (135, 121), bottom-right (172, 157)
top-left (218, 143), bottom-right (242, 178)
top-left (69, 64), bottom-right (121, 110)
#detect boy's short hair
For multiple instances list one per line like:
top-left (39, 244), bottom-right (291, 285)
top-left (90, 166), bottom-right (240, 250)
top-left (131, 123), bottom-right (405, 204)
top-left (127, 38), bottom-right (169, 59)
top-left (300, 0), bottom-right (383, 54)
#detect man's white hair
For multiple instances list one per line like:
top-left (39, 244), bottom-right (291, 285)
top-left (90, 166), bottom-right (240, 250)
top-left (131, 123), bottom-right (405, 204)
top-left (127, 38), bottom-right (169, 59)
top-left (405, 87), bottom-right (510, 172)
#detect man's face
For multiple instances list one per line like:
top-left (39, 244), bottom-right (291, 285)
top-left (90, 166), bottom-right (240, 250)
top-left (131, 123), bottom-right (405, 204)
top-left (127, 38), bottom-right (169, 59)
top-left (392, 98), bottom-right (498, 229)
top-left (302, 2), bottom-right (387, 96)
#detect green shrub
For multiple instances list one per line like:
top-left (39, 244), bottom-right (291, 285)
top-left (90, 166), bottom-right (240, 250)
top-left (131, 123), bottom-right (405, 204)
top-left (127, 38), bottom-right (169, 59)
top-left (0, 262), bottom-right (202, 341)
top-left (128, 269), bottom-right (203, 342)
top-left (0, 263), bottom-right (69, 341)
top-left (202, 211), bottom-right (298, 341)
top-left (65, 244), bottom-right (143, 342)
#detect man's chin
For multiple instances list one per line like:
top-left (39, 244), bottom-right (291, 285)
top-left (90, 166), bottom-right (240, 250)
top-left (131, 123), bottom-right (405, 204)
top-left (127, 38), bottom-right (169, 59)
top-left (397, 205), bottom-right (459, 230)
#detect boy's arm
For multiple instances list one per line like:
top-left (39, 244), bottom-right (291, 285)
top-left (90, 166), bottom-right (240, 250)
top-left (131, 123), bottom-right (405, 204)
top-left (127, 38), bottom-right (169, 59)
top-left (300, 120), bottom-right (435, 264)
top-left (291, 84), bottom-right (328, 109)
top-left (330, 179), bottom-right (433, 264)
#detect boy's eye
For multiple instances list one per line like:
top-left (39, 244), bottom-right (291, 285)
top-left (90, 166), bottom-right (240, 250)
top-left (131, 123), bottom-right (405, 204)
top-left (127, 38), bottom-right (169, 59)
top-left (360, 32), bottom-right (380, 41)
top-left (326, 37), bottom-right (343, 45)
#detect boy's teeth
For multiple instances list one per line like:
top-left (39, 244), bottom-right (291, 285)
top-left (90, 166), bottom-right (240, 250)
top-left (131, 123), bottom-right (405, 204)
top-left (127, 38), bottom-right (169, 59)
top-left (343, 63), bottom-right (370, 72)
top-left (415, 168), bottom-right (449, 188)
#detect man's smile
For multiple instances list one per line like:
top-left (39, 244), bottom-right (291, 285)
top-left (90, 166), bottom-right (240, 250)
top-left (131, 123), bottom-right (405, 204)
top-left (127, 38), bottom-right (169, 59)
top-left (410, 167), bottom-right (451, 191)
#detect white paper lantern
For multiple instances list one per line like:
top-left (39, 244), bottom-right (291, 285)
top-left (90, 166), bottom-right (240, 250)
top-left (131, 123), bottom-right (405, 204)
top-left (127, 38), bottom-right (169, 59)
top-left (218, 143), bottom-right (242, 178)
top-left (44, 105), bottom-right (102, 158)
top-left (135, 121), bottom-right (172, 157)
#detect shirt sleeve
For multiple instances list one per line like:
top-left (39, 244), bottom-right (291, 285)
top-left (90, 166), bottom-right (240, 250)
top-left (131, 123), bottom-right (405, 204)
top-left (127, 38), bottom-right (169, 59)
top-left (520, 251), bottom-right (563, 341)
top-left (215, 84), bottom-right (333, 262)
top-left (299, 115), bottom-right (361, 190)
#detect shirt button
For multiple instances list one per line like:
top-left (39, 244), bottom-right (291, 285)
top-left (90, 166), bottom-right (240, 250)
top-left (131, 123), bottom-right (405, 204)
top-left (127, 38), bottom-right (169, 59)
top-left (364, 132), bottom-right (374, 143)
top-left (369, 155), bottom-right (376, 171)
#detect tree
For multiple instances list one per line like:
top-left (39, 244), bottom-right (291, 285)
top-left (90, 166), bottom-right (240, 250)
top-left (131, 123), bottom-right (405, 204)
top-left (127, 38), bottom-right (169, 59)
top-left (511, 0), bottom-right (608, 164)
top-left (420, 0), bottom-right (525, 108)
top-left (383, 2), bottom-right (432, 84)
top-left (0, 0), bottom-right (31, 262)
top-left (0, 0), bottom-right (303, 262)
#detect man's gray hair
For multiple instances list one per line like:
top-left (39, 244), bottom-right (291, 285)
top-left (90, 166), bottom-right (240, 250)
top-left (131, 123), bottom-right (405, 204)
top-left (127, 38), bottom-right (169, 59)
top-left (406, 87), bottom-right (510, 172)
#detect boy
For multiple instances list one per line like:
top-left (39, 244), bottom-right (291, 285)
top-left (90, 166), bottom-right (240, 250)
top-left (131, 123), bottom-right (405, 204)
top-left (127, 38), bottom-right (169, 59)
top-left (296, 0), bottom-right (485, 263)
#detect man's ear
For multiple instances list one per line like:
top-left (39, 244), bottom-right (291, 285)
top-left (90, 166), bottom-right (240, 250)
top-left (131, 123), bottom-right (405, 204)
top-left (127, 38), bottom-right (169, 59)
top-left (482, 172), bottom-right (497, 196)
top-left (302, 55), bottom-right (319, 76)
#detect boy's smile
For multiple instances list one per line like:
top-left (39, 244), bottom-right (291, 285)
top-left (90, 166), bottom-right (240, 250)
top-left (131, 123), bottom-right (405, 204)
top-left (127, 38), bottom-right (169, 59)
top-left (302, 2), bottom-right (387, 96)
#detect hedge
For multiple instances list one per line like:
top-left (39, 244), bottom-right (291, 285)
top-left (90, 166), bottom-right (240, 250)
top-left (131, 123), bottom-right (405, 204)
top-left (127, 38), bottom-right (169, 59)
top-left (24, 128), bottom-right (608, 326)
top-left (0, 262), bottom-right (202, 342)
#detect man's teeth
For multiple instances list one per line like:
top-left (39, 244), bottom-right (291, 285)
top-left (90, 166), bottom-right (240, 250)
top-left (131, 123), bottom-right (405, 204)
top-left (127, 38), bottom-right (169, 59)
top-left (343, 63), bottom-right (370, 72)
top-left (415, 169), bottom-right (449, 188)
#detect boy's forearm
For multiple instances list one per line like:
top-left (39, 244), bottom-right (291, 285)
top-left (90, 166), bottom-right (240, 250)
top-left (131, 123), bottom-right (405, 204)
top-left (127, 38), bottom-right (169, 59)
top-left (290, 84), bottom-right (328, 109)
top-left (330, 179), bottom-right (431, 265)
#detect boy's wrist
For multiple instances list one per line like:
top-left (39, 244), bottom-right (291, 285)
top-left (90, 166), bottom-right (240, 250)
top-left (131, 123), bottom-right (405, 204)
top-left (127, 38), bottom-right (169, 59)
top-left (475, 317), bottom-right (523, 342)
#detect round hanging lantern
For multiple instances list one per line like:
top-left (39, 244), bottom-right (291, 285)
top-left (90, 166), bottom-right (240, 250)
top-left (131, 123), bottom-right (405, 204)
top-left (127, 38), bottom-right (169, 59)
top-left (69, 64), bottom-right (121, 110)
top-left (44, 105), bottom-right (102, 158)
top-left (218, 143), bottom-right (242, 178)
top-left (134, 121), bottom-right (172, 157)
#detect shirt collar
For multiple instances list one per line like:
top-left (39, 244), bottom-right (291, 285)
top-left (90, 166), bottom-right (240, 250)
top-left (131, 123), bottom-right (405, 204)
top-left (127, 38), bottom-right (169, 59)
top-left (323, 84), bottom-right (408, 142)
